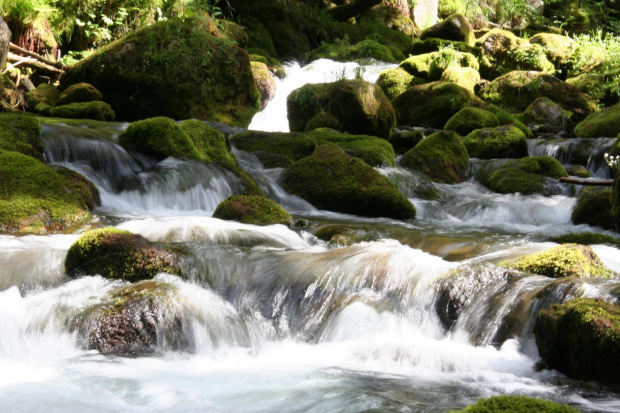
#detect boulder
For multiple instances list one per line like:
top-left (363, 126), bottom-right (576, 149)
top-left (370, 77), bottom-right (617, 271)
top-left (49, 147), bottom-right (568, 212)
top-left (502, 244), bottom-right (613, 278)
top-left (420, 13), bottom-right (475, 47)
top-left (309, 129), bottom-right (396, 166)
top-left (399, 53), bottom-right (435, 78)
top-left (443, 107), bottom-right (499, 136)
top-left (427, 48), bottom-right (479, 81)
top-left (54, 166), bottom-right (101, 210)
top-left (305, 112), bottom-right (343, 132)
top-left (0, 112), bottom-right (44, 160)
top-left (230, 131), bottom-right (317, 168)
top-left (0, 17), bottom-right (9, 70)
top-left (400, 130), bottom-right (469, 183)
top-left (282, 146), bottom-right (416, 219)
top-left (535, 298), bottom-right (620, 383)
top-left (440, 66), bottom-right (480, 91)
top-left (392, 81), bottom-right (477, 128)
top-left (287, 79), bottom-right (395, 139)
top-left (564, 165), bottom-right (592, 178)
top-left (463, 125), bottom-right (528, 159)
top-left (389, 128), bottom-right (425, 154)
top-left (469, 101), bottom-right (533, 138)
top-left (549, 232), bottom-right (620, 248)
top-left (25, 83), bottom-right (60, 113)
top-left (307, 39), bottom-right (398, 63)
top-left (566, 73), bottom-right (619, 107)
top-left (376, 67), bottom-right (426, 100)
top-left (60, 16), bottom-right (260, 126)
top-left (360, 4), bottom-right (416, 36)
top-left (528, 33), bottom-right (576, 71)
top-left (217, 20), bottom-right (249, 48)
top-left (55, 83), bottom-right (103, 106)
top-left (574, 103), bottom-right (620, 138)
top-left (65, 227), bottom-right (182, 281)
top-left (571, 186), bottom-right (614, 230)
top-left (453, 395), bottom-right (579, 412)
top-left (213, 195), bottom-right (292, 226)
top-left (251, 62), bottom-right (276, 110)
top-left (518, 97), bottom-right (571, 133)
top-left (49, 101), bottom-right (116, 121)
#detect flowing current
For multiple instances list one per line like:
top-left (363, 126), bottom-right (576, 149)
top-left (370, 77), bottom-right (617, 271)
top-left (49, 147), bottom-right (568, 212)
top-left (2, 60), bottom-right (620, 412)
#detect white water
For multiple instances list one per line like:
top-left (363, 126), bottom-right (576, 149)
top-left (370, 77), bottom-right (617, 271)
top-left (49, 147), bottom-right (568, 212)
top-left (2, 59), bottom-right (620, 412)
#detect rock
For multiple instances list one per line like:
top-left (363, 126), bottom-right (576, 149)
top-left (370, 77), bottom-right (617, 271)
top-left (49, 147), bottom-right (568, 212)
top-left (287, 79), bottom-right (395, 139)
top-left (476, 29), bottom-right (555, 80)
top-left (612, 173), bottom-right (620, 229)
top-left (410, 37), bottom-right (478, 56)
top-left (453, 395), bottom-right (579, 412)
top-left (54, 166), bottom-right (101, 210)
top-left (420, 13), bottom-right (475, 47)
top-left (65, 227), bottom-right (182, 281)
top-left (401, 130), bottom-right (469, 183)
top-left (440, 66), bottom-right (480, 91)
top-left (463, 125), bottom-right (528, 159)
top-left (443, 107), bottom-right (499, 136)
top-left (25, 83), bottom-right (60, 114)
top-left (49, 101), bottom-right (116, 121)
top-left (389, 128), bottom-right (425, 154)
top-left (427, 48), bottom-right (479, 81)
top-left (535, 298), bottom-right (620, 383)
top-left (502, 244), bottom-right (614, 278)
top-left (528, 33), bottom-right (576, 72)
top-left (477, 156), bottom-right (568, 195)
top-left (360, 4), bottom-right (415, 36)
top-left (217, 20), bottom-right (249, 48)
top-left (0, 150), bottom-right (92, 234)
top-left (177, 119), bottom-right (238, 167)
top-left (566, 73), bottom-right (619, 107)
top-left (230, 131), bottom-right (317, 168)
top-left (571, 187), bottom-right (614, 230)
top-left (564, 165), bottom-right (592, 178)
top-left (60, 16), bottom-right (260, 126)
top-left (478, 71), bottom-right (598, 118)
top-left (213, 195), bottom-right (291, 226)
top-left (55, 83), bottom-right (103, 106)
top-left (468, 101), bottom-right (533, 138)
top-left (376, 67), bottom-right (426, 100)
top-left (392, 81), bottom-right (477, 128)
top-left (574, 103), bottom-right (620, 138)
top-left (305, 112), bottom-right (343, 132)
top-left (307, 39), bottom-right (398, 63)
top-left (0, 112), bottom-right (44, 160)
top-left (518, 97), bottom-right (571, 133)
top-left (0, 17), bottom-right (9, 70)
top-left (282, 146), bottom-right (416, 219)
top-left (549, 232), bottom-right (620, 248)
top-left (309, 129), bottom-right (396, 167)
top-left (399, 53), bottom-right (435, 78)
top-left (251, 62), bottom-right (276, 110)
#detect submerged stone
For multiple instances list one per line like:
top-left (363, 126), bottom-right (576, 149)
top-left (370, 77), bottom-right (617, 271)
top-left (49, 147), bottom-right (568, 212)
top-left (213, 195), bottom-right (291, 226)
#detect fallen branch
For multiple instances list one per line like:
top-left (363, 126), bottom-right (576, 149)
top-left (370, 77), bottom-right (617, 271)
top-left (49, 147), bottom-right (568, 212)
top-left (7, 52), bottom-right (62, 76)
top-left (328, 0), bottom-right (382, 22)
top-left (9, 43), bottom-right (67, 70)
top-left (559, 177), bottom-right (614, 186)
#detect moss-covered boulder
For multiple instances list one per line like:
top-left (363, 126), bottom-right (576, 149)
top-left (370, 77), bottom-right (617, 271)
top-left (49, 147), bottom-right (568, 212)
top-left (389, 129), bottom-right (425, 155)
top-left (477, 156), bottom-right (568, 195)
top-left (305, 112), bottom-right (343, 132)
top-left (251, 61), bottom-right (276, 110)
top-left (440, 66), bottom-right (480, 91)
top-left (574, 103), bottom-right (620, 138)
top-left (309, 129), bottom-right (396, 167)
top-left (213, 195), bottom-right (291, 226)
top-left (564, 164), bottom-right (592, 178)
top-left (376, 68), bottom-right (426, 100)
top-left (359, 4), bottom-right (416, 36)
top-left (177, 119), bottom-right (237, 167)
top-left (444, 107), bottom-right (499, 136)
top-left (571, 186), bottom-right (614, 230)
top-left (469, 101), bottom-right (533, 138)
top-left (287, 79), bottom-right (395, 139)
top-left (307, 39), bottom-right (397, 63)
top-left (49, 101), bottom-right (116, 121)
top-left (528, 33), bottom-right (576, 71)
top-left (535, 298), bottom-right (620, 382)
top-left (65, 227), bottom-right (181, 282)
top-left (410, 38), bottom-right (478, 56)
top-left (0, 112), bottom-right (44, 160)
top-left (502, 244), bottom-right (613, 278)
top-left (566, 73), bottom-right (619, 107)
top-left (282, 146), bottom-right (415, 219)
top-left (60, 16), bottom-right (260, 126)
top-left (399, 53), bottom-right (435, 78)
top-left (420, 13), bottom-right (475, 47)
top-left (392, 81), bottom-right (478, 128)
top-left (478, 71), bottom-right (598, 117)
top-left (476, 29), bottom-right (555, 80)
top-left (55, 83), bottom-right (103, 106)
top-left (25, 83), bottom-right (59, 111)
top-left (230, 131), bottom-right (317, 168)
top-left (54, 166), bottom-right (101, 210)
top-left (401, 130), bottom-right (469, 183)
top-left (452, 395), bottom-right (579, 412)
top-left (464, 125), bottom-right (528, 159)
top-left (550, 232), bottom-right (620, 248)
top-left (217, 19), bottom-right (249, 48)
top-left (427, 48), bottom-right (479, 81)
top-left (0, 150), bottom-right (93, 234)
top-left (518, 97), bottom-right (571, 133)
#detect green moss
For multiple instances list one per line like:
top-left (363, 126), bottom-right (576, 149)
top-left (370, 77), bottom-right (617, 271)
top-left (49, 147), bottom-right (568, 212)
top-left (54, 166), bottom-right (101, 210)
top-left (392, 81), bottom-right (478, 128)
top-left (329, 20), bottom-right (413, 57)
top-left (178, 120), bottom-right (236, 167)
top-left (464, 125), bottom-right (528, 159)
top-left (49, 101), bottom-right (116, 121)
top-left (420, 13), bottom-right (475, 47)
top-left (564, 165), bottom-right (592, 178)
top-left (230, 131), bottom-right (317, 168)
top-left (217, 19), bottom-right (249, 48)
top-left (56, 83), bottom-right (103, 106)
top-left (401, 130), bottom-right (469, 183)
top-left (251, 61), bottom-right (276, 110)
top-left (535, 298), bottom-right (620, 383)
top-left (282, 146), bottom-right (415, 219)
top-left (25, 83), bottom-right (59, 110)
top-left (501, 243), bottom-right (613, 278)
top-left (308, 129), bottom-right (396, 167)
top-left (359, 4), bottom-right (416, 37)
top-left (389, 129), bottom-right (425, 155)
top-left (528, 33), bottom-right (576, 70)
top-left (0, 150), bottom-right (91, 234)
top-left (440, 66), bottom-right (480, 91)
top-left (575, 103), bottom-right (620, 138)
top-left (376, 67), bottom-right (426, 100)
top-left (305, 112), bottom-right (343, 132)
top-left (247, 47), bottom-right (270, 58)
top-left (0, 112), bottom-right (44, 160)
top-left (65, 227), bottom-right (181, 282)
top-left (469, 101), bottom-right (533, 138)
top-left (399, 53), bottom-right (435, 78)
top-left (550, 232), bottom-right (620, 248)
top-left (451, 395), bottom-right (579, 412)
top-left (612, 174), bottom-right (620, 228)
top-left (249, 54), bottom-right (269, 64)
top-left (571, 186), bottom-right (614, 230)
top-left (213, 195), bottom-right (291, 226)
top-left (427, 48), bottom-right (479, 81)
top-left (307, 39), bottom-right (397, 63)
top-left (519, 97), bottom-right (572, 132)
top-left (239, 16), bottom-right (277, 58)
top-left (411, 38), bottom-right (478, 55)
top-left (444, 107), bottom-right (499, 135)
top-left (478, 156), bottom-right (568, 195)
top-left (566, 73), bottom-right (618, 107)
top-left (60, 16), bottom-right (260, 127)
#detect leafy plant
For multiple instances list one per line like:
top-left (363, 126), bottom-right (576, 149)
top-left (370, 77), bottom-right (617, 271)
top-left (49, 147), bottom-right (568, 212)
top-left (570, 30), bottom-right (620, 100)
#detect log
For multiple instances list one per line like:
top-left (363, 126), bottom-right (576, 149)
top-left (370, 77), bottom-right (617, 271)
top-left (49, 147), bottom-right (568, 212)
top-left (328, 0), bottom-right (383, 21)
top-left (9, 42), bottom-right (66, 70)
top-left (559, 177), bottom-right (614, 186)
top-left (7, 52), bottom-right (62, 75)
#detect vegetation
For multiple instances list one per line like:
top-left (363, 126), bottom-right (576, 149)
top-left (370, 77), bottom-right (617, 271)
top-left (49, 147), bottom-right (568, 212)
top-left (451, 395), bottom-right (579, 413)
top-left (213, 195), bottom-right (292, 226)
top-left (463, 125), bottom-right (528, 159)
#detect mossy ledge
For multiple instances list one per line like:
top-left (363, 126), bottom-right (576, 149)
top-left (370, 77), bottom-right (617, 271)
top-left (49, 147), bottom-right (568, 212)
top-left (213, 195), bottom-right (291, 226)
top-left (450, 395), bottom-right (579, 412)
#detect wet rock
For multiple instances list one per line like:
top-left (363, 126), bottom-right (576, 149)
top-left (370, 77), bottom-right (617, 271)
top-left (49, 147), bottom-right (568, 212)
top-left (453, 395), bottom-right (579, 412)
top-left (571, 186), bottom-right (614, 230)
top-left (549, 232), bottom-right (620, 248)
top-left (518, 97), bottom-right (571, 134)
top-left (53, 166), bottom-right (101, 210)
top-left (251, 62), bottom-right (276, 110)
top-left (389, 128), bottom-right (425, 154)
top-left (463, 125), bottom-right (528, 159)
top-left (213, 195), bottom-right (292, 226)
top-left (574, 103), bottom-right (620, 138)
top-left (230, 131), bottom-right (317, 168)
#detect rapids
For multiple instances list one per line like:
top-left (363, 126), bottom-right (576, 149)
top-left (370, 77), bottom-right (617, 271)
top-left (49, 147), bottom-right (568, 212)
top-left (1, 59), bottom-right (620, 412)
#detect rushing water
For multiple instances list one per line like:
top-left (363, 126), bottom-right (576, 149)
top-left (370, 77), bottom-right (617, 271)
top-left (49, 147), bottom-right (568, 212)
top-left (2, 60), bottom-right (620, 412)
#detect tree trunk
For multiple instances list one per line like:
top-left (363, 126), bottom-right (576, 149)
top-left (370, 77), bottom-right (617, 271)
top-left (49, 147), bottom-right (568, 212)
top-left (328, 0), bottom-right (383, 21)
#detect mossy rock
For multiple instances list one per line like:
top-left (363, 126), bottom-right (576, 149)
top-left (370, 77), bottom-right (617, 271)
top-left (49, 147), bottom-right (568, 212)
top-left (230, 131), bottom-right (317, 168)
top-left (60, 16), bottom-right (260, 127)
top-left (420, 13), bottom-right (475, 47)
top-left (238, 15), bottom-right (277, 58)
top-left (359, 4), bottom-right (416, 36)
top-left (401, 130), bottom-right (469, 183)
top-left (518, 97), bottom-right (571, 133)
top-left (440, 66), bottom-right (480, 91)
top-left (550, 232), bottom-right (620, 248)
top-left (566, 73), bottom-right (619, 107)
top-left (463, 125), bottom-right (528, 159)
top-left (282, 145), bottom-right (415, 219)
top-left (535, 298), bottom-right (620, 382)
top-left (444, 107), bottom-right (499, 135)
top-left (564, 165), bottom-right (592, 178)
top-left (389, 129), bottom-right (425, 155)
top-left (528, 33), bottom-right (576, 71)
top-left (469, 101), bottom-right (533, 138)
top-left (478, 71), bottom-right (598, 117)
top-left (329, 20), bottom-right (413, 57)
top-left (213, 195), bottom-right (291, 226)
top-left (476, 29), bottom-right (555, 80)
top-left (410, 38), bottom-right (478, 56)
top-left (477, 156), bottom-right (568, 195)
top-left (56, 83), bottom-right (103, 106)
top-left (571, 186), bottom-right (614, 230)
top-left (287, 79), bottom-right (395, 139)
top-left (54, 166), bottom-right (101, 210)
top-left (574, 103), bottom-right (620, 138)
top-left (217, 19), bottom-right (249, 48)
top-left (0, 112), bottom-right (44, 160)
top-left (305, 112), bottom-right (343, 132)
top-left (251, 61), bottom-right (276, 110)
top-left (49, 101), bottom-right (116, 121)
top-left (177, 119), bottom-right (236, 167)
top-left (308, 129), bottom-right (396, 167)
top-left (307, 39), bottom-right (397, 63)
top-left (65, 227), bottom-right (182, 282)
top-left (427, 48), bottom-right (479, 81)
top-left (501, 244), bottom-right (613, 278)
top-left (376, 67), bottom-right (426, 100)
top-left (392, 81), bottom-right (478, 128)
top-left (25, 83), bottom-right (59, 110)
top-left (249, 54), bottom-right (269, 64)
top-left (451, 395), bottom-right (579, 412)
top-left (0, 150), bottom-right (92, 234)
top-left (399, 53), bottom-right (435, 78)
